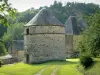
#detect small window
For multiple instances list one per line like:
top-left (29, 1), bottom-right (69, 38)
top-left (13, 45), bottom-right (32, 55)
top-left (26, 29), bottom-right (29, 35)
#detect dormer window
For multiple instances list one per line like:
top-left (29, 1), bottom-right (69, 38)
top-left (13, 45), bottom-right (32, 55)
top-left (26, 29), bottom-right (29, 35)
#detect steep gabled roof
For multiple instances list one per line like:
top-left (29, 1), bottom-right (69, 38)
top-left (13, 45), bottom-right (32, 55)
top-left (65, 16), bottom-right (80, 35)
top-left (25, 8), bottom-right (63, 26)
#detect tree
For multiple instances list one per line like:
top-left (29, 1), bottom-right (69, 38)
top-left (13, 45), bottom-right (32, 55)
top-left (0, 0), bottom-right (16, 26)
top-left (78, 13), bottom-right (100, 57)
top-left (7, 2), bottom-right (100, 24)
top-left (6, 23), bottom-right (24, 40)
top-left (0, 24), bottom-right (7, 38)
top-left (0, 0), bottom-right (16, 55)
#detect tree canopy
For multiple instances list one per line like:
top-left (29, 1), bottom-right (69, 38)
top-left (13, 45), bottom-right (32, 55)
top-left (8, 2), bottom-right (100, 24)
top-left (0, 0), bottom-right (16, 55)
top-left (78, 13), bottom-right (100, 57)
top-left (0, 0), bottom-right (16, 26)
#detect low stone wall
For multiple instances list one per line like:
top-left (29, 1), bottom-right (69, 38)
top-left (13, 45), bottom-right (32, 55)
top-left (2, 57), bottom-right (18, 64)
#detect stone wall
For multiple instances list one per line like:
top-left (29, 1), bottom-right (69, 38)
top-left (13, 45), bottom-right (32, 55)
top-left (65, 35), bottom-right (74, 57)
top-left (24, 26), bottom-right (66, 63)
top-left (24, 26), bottom-right (65, 34)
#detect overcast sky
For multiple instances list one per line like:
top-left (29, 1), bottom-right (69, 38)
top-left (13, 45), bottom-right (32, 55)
top-left (8, 0), bottom-right (100, 12)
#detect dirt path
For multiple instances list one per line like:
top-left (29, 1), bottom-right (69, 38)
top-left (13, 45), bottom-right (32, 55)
top-left (51, 65), bottom-right (62, 75)
top-left (34, 69), bottom-right (45, 75)
top-left (34, 66), bottom-right (48, 75)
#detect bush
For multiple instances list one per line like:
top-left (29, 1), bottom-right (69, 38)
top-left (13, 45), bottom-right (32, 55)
top-left (0, 60), bottom-right (3, 67)
top-left (0, 42), bottom-right (7, 56)
top-left (80, 56), bottom-right (93, 68)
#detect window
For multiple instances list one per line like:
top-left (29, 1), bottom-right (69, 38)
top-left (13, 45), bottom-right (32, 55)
top-left (26, 29), bottom-right (29, 34)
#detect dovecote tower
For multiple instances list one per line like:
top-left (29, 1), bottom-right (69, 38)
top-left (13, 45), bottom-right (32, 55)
top-left (65, 16), bottom-right (80, 57)
top-left (24, 8), bottom-right (66, 63)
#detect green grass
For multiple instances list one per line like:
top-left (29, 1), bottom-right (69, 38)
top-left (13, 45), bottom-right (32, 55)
top-left (78, 58), bottom-right (100, 75)
top-left (42, 65), bottom-right (57, 75)
top-left (0, 59), bottom-right (83, 75)
top-left (0, 63), bottom-right (45, 75)
top-left (57, 59), bottom-right (83, 75)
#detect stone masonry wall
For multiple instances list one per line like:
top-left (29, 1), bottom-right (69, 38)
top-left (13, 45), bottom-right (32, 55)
top-left (65, 35), bottom-right (74, 57)
top-left (24, 26), bottom-right (66, 63)
top-left (24, 26), bottom-right (65, 34)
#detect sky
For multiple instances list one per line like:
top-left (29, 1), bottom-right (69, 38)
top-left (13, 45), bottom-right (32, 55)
top-left (8, 0), bottom-right (100, 12)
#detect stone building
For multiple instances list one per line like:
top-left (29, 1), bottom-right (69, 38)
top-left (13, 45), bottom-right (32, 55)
top-left (24, 8), bottom-right (66, 63)
top-left (65, 16), bottom-right (80, 57)
top-left (8, 40), bottom-right (24, 61)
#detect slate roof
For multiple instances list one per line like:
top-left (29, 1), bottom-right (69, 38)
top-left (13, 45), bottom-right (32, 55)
top-left (25, 8), bottom-right (63, 26)
top-left (65, 16), bottom-right (80, 35)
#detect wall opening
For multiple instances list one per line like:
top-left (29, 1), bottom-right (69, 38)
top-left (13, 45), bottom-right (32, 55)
top-left (26, 54), bottom-right (29, 63)
top-left (26, 29), bottom-right (29, 35)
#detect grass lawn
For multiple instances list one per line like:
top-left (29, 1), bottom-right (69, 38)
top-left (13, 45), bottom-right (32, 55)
top-left (0, 59), bottom-right (83, 75)
top-left (78, 58), bottom-right (100, 75)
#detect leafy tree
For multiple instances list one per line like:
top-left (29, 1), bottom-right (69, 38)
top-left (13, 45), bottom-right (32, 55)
top-left (0, 41), bottom-right (7, 56)
top-left (0, 0), bottom-right (16, 55)
top-left (0, 23), bottom-right (24, 53)
top-left (0, 24), bottom-right (7, 38)
top-left (80, 55), bottom-right (93, 68)
top-left (6, 23), bottom-right (24, 40)
top-left (8, 8), bottom-right (39, 24)
top-left (7, 2), bottom-right (100, 24)
top-left (78, 13), bottom-right (100, 57)
top-left (0, 0), bottom-right (16, 26)
top-left (49, 2), bottom-right (100, 23)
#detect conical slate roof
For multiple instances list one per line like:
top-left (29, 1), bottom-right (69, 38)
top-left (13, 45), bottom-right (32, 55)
top-left (65, 16), bottom-right (80, 35)
top-left (25, 8), bottom-right (63, 26)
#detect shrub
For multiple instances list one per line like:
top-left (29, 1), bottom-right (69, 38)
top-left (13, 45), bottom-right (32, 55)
top-left (0, 42), bottom-right (7, 56)
top-left (0, 60), bottom-right (3, 67)
top-left (80, 56), bottom-right (93, 68)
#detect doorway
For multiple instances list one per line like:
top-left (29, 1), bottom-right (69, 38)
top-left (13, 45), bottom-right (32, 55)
top-left (26, 54), bottom-right (29, 63)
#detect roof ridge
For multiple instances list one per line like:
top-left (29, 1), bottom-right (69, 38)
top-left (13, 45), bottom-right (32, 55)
top-left (25, 8), bottom-right (63, 26)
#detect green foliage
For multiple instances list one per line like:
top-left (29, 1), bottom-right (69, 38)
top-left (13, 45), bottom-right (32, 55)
top-left (49, 2), bottom-right (100, 23)
top-left (0, 24), bottom-right (7, 38)
top-left (8, 9), bottom-right (39, 24)
top-left (7, 23), bottom-right (24, 40)
top-left (80, 55), bottom-right (93, 68)
top-left (0, 23), bottom-right (24, 50)
top-left (78, 13), bottom-right (100, 57)
top-left (1, 33), bottom-right (11, 50)
top-left (0, 42), bottom-right (7, 56)
top-left (0, 0), bottom-right (16, 55)
top-left (8, 2), bottom-right (100, 24)
top-left (0, 60), bottom-right (3, 67)
top-left (0, 0), bottom-right (17, 26)
top-left (78, 58), bottom-right (100, 75)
